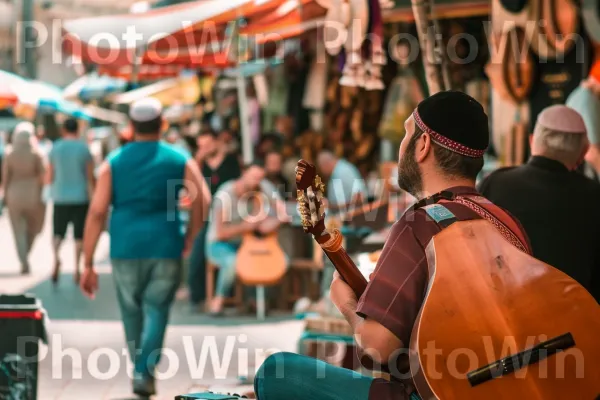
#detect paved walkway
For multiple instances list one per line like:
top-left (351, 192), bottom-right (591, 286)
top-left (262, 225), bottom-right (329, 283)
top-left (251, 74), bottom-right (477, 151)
top-left (0, 207), bottom-right (304, 399)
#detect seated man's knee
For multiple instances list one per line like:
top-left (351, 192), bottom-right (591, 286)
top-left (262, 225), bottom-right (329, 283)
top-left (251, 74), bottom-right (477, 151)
top-left (254, 352), bottom-right (300, 396)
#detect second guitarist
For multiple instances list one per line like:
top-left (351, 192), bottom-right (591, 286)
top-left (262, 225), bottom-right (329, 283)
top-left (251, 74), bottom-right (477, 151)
top-left (205, 160), bottom-right (288, 316)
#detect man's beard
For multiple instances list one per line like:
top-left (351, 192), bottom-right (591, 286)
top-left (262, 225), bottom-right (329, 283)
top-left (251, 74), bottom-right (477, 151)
top-left (397, 140), bottom-right (423, 198)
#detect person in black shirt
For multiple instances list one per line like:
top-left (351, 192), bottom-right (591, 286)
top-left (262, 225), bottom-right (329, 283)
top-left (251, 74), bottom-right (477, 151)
top-left (264, 150), bottom-right (291, 199)
top-left (196, 130), bottom-right (241, 194)
top-left (478, 105), bottom-right (600, 302)
top-left (187, 129), bottom-right (241, 310)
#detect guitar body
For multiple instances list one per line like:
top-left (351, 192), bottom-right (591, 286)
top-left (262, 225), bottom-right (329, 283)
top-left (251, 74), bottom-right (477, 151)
top-left (411, 220), bottom-right (600, 399)
top-left (236, 233), bottom-right (287, 286)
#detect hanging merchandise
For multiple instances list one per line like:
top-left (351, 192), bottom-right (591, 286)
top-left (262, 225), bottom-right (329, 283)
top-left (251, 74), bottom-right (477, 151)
top-left (528, 40), bottom-right (590, 132)
top-left (363, 0), bottom-right (386, 91)
top-left (253, 74), bottom-right (269, 107)
top-left (303, 44), bottom-right (328, 111)
top-left (378, 75), bottom-right (420, 144)
top-left (527, 0), bottom-right (579, 60)
top-left (323, 0), bottom-right (350, 57)
top-left (303, 44), bottom-right (328, 132)
top-left (485, 27), bottom-right (535, 105)
top-left (583, 0), bottom-right (600, 44)
top-left (339, 0), bottom-right (369, 88)
top-left (263, 65), bottom-right (289, 132)
top-left (321, 0), bottom-right (385, 90)
top-left (465, 79), bottom-right (490, 119)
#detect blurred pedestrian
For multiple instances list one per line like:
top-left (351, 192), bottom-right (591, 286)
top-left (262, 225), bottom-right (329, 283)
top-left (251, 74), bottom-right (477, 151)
top-left (0, 122), bottom-right (45, 274)
top-left (566, 60), bottom-right (600, 175)
top-left (187, 129), bottom-right (241, 311)
top-left (48, 118), bottom-right (95, 284)
top-left (264, 150), bottom-right (291, 199)
top-left (81, 98), bottom-right (210, 397)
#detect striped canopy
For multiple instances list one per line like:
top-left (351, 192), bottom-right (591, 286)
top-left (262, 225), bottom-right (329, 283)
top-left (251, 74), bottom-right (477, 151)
top-left (61, 0), bottom-right (326, 76)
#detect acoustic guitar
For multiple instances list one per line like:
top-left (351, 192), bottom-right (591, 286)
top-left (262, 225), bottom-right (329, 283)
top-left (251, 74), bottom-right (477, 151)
top-left (411, 220), bottom-right (600, 398)
top-left (296, 159), bottom-right (600, 398)
top-left (235, 196), bottom-right (287, 287)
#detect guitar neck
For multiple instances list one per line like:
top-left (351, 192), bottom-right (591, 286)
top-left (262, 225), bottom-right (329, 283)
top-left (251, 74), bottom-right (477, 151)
top-left (315, 228), bottom-right (368, 297)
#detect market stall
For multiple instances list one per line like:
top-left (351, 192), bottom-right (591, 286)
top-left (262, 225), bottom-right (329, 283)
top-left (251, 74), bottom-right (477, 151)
top-left (489, 0), bottom-right (593, 165)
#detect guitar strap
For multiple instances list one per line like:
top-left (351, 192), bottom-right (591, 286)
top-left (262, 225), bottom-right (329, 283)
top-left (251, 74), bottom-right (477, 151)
top-left (415, 191), bottom-right (530, 254)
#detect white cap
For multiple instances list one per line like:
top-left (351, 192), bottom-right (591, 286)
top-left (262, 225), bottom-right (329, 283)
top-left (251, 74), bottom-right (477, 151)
top-left (129, 97), bottom-right (163, 122)
top-left (14, 121), bottom-right (35, 136)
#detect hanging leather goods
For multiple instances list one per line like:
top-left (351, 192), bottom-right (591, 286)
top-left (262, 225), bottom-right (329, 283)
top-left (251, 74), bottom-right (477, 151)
top-left (529, 0), bottom-right (578, 59)
top-left (503, 111), bottom-right (528, 166)
top-left (339, 0), bottom-right (369, 87)
top-left (485, 26), bottom-right (535, 105)
top-left (364, 0), bottom-right (386, 91)
top-left (323, 0), bottom-right (350, 56)
top-left (582, 0), bottom-right (600, 49)
top-left (486, 26), bottom-right (533, 167)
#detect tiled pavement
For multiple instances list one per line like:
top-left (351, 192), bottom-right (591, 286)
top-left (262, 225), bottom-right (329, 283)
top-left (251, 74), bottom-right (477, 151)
top-left (0, 208), bottom-right (305, 399)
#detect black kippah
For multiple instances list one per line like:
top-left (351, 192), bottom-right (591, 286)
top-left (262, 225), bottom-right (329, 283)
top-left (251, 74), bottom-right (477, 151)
top-left (413, 91), bottom-right (489, 158)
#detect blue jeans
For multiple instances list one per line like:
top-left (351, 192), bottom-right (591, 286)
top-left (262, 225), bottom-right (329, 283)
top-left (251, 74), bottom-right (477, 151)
top-left (111, 258), bottom-right (182, 379)
top-left (206, 241), bottom-right (240, 297)
top-left (254, 352), bottom-right (373, 400)
top-left (187, 226), bottom-right (208, 304)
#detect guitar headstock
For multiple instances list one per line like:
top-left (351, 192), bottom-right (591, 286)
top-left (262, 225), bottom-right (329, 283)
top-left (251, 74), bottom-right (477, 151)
top-left (295, 159), bottom-right (327, 236)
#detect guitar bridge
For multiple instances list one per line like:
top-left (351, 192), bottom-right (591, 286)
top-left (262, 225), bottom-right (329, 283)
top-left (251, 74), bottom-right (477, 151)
top-left (467, 333), bottom-right (575, 387)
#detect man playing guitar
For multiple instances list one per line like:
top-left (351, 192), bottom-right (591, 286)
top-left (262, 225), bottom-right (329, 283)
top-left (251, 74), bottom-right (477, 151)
top-left (254, 91), bottom-right (531, 399)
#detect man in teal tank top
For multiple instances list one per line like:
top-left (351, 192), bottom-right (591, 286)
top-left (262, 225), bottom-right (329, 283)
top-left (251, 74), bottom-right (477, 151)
top-left (80, 98), bottom-right (210, 397)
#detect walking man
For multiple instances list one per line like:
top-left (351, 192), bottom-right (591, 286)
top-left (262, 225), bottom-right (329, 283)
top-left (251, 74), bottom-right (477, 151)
top-left (48, 118), bottom-right (95, 284)
top-left (81, 98), bottom-right (210, 397)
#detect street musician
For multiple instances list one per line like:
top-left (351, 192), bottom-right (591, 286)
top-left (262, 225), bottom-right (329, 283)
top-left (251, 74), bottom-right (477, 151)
top-left (254, 91), bottom-right (532, 400)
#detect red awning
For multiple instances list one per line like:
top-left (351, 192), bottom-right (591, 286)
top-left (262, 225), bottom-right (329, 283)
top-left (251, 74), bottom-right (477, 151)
top-left (62, 0), bottom-right (326, 72)
top-left (63, 0), bottom-right (293, 67)
top-left (97, 65), bottom-right (185, 80)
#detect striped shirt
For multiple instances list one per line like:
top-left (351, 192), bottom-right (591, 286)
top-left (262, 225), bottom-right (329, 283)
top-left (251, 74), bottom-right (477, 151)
top-left (358, 186), bottom-right (530, 400)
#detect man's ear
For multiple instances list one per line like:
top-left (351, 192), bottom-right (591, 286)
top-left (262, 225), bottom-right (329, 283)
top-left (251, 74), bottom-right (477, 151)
top-left (529, 134), bottom-right (534, 149)
top-left (415, 133), bottom-right (432, 163)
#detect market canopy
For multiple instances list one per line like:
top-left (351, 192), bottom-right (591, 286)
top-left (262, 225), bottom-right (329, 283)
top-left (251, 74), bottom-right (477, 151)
top-left (62, 0), bottom-right (326, 73)
top-left (0, 70), bottom-right (113, 121)
top-left (384, 0), bottom-right (489, 21)
top-left (110, 72), bottom-right (201, 105)
top-left (62, 0), bottom-right (288, 66)
top-left (62, 73), bottom-right (128, 101)
top-left (0, 70), bottom-right (29, 109)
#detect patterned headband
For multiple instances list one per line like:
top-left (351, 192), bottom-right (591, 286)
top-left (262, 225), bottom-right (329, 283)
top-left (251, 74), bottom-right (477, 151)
top-left (412, 110), bottom-right (487, 158)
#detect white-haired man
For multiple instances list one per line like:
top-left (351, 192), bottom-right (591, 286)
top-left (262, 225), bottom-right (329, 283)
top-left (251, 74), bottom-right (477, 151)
top-left (479, 105), bottom-right (600, 302)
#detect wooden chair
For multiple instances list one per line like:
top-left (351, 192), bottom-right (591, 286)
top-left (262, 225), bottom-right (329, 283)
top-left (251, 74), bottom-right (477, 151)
top-left (205, 262), bottom-right (244, 312)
